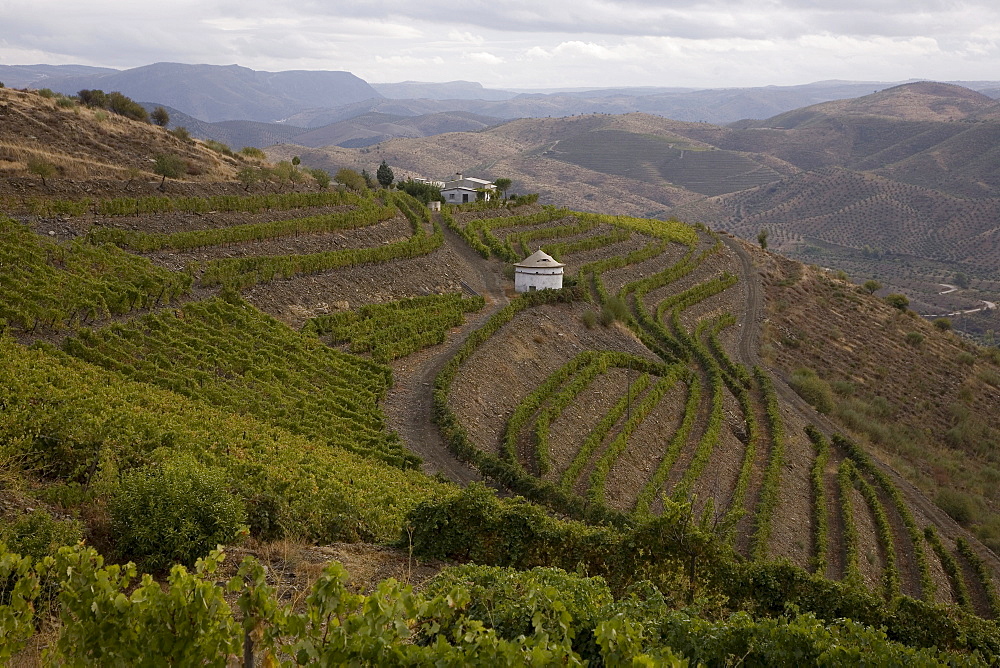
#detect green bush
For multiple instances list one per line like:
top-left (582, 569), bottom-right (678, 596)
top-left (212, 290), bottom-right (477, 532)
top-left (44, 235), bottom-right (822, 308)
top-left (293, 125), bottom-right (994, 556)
top-left (957, 351), bottom-right (976, 366)
top-left (789, 367), bottom-right (835, 414)
top-left (598, 306), bottom-right (616, 326)
top-left (979, 367), bottom-right (1000, 388)
top-left (581, 310), bottom-right (597, 329)
top-left (423, 564), bottom-right (612, 659)
top-left (884, 293), bottom-right (909, 311)
top-left (110, 458), bottom-right (247, 570)
top-left (0, 509), bottom-right (83, 561)
top-left (905, 331), bottom-right (924, 346)
top-left (240, 146), bottom-right (266, 159)
top-left (106, 91), bottom-right (148, 122)
top-left (169, 126), bottom-right (191, 142)
top-left (934, 317), bottom-right (952, 331)
top-left (204, 140), bottom-right (234, 157)
top-left (935, 488), bottom-right (978, 527)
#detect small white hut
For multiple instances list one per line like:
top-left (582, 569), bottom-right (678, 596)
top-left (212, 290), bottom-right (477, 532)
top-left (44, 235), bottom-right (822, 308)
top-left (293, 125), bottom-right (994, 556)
top-left (514, 249), bottom-right (564, 293)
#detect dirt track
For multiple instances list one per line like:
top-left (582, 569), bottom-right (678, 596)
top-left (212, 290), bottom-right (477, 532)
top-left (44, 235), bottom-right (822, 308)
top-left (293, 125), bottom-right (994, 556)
top-left (381, 222), bottom-right (509, 484)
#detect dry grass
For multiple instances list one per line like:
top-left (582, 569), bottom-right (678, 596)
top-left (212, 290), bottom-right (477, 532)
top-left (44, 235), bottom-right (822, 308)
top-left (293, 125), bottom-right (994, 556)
top-left (0, 87), bottom-right (236, 187)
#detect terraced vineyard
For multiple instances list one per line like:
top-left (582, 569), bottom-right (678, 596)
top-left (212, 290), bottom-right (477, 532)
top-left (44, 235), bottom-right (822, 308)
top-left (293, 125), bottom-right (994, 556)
top-left (0, 189), bottom-right (463, 545)
top-left (4, 178), bottom-right (1000, 662)
top-left (434, 201), bottom-right (1000, 617)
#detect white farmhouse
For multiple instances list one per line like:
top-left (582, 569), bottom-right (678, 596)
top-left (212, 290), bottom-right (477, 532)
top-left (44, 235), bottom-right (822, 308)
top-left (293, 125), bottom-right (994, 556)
top-left (514, 250), bottom-right (564, 293)
top-left (441, 173), bottom-right (496, 204)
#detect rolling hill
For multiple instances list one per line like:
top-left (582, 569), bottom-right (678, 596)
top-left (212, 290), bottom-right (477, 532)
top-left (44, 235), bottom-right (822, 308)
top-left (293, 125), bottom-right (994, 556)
top-left (39, 62), bottom-right (382, 122)
top-left (4, 83), bottom-right (1000, 663)
top-left (266, 82), bottom-right (1000, 340)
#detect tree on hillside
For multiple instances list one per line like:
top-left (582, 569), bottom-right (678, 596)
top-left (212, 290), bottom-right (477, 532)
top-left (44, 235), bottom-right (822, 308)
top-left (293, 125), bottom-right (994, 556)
top-left (151, 107), bottom-right (170, 127)
top-left (954, 272), bottom-right (970, 289)
top-left (757, 228), bottom-right (769, 249)
top-left (272, 161), bottom-right (295, 186)
top-left (309, 168), bottom-right (331, 189)
top-left (376, 160), bottom-right (394, 188)
top-left (124, 166), bottom-right (142, 192)
top-left (153, 154), bottom-right (185, 191)
top-left (863, 279), bottom-right (882, 295)
top-left (292, 156), bottom-right (301, 166)
top-left (27, 157), bottom-right (56, 188)
top-left (335, 167), bottom-right (368, 192)
top-left (885, 293), bottom-right (909, 311)
top-left (237, 165), bottom-right (261, 191)
top-left (106, 91), bottom-right (149, 122)
top-left (77, 89), bottom-right (107, 108)
top-left (361, 169), bottom-right (376, 190)
top-left (494, 177), bottom-right (512, 199)
top-left (397, 178), bottom-right (442, 204)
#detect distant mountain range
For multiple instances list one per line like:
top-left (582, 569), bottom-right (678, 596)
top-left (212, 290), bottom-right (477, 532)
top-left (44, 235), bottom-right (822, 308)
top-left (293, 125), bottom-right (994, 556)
top-left (4, 62), bottom-right (999, 150)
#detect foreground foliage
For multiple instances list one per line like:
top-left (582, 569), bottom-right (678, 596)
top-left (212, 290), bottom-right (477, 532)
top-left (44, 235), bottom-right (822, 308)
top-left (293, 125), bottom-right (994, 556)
top-left (0, 543), bottom-right (980, 666)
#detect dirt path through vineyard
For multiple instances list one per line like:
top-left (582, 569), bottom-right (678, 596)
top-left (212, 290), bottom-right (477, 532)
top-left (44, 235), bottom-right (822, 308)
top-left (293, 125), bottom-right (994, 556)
top-left (382, 221), bottom-right (509, 484)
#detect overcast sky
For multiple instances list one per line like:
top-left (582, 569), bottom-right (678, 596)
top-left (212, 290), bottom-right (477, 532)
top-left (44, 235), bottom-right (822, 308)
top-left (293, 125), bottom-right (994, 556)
top-left (2, 0), bottom-right (999, 89)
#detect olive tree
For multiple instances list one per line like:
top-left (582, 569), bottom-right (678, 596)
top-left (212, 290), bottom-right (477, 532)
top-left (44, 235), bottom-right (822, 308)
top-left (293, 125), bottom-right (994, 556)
top-left (151, 106), bottom-right (170, 127)
top-left (153, 153), bottom-right (185, 191)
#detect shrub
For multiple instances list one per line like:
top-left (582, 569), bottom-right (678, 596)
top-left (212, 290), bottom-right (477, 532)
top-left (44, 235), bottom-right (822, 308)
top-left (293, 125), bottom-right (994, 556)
top-left (863, 279), bottom-right (882, 295)
top-left (604, 296), bottom-right (629, 321)
top-left (335, 167), bottom-right (368, 192)
top-left (422, 564), bottom-right (612, 659)
top-left (979, 367), bottom-right (1000, 388)
top-left (27, 157), bottom-right (57, 187)
top-left (397, 178), bottom-right (443, 204)
top-left (77, 89), bottom-right (107, 107)
top-left (236, 165), bottom-right (261, 191)
top-left (598, 306), bottom-right (616, 327)
top-left (56, 96), bottom-right (76, 109)
top-left (170, 126), bottom-right (191, 141)
top-left (0, 509), bottom-right (83, 561)
top-left (150, 106), bottom-right (170, 127)
top-left (884, 293), bottom-right (909, 311)
top-left (935, 488), bottom-right (977, 527)
top-left (109, 458), bottom-right (247, 570)
top-left (581, 310), bottom-right (597, 329)
top-left (789, 367), bottom-right (834, 414)
top-left (933, 317), bottom-right (952, 331)
top-left (37, 88), bottom-right (55, 98)
top-left (905, 331), bottom-right (924, 346)
top-left (106, 91), bottom-right (149, 122)
top-left (153, 153), bottom-right (185, 190)
top-left (310, 168), bottom-right (331, 189)
top-left (204, 140), bottom-right (234, 157)
top-left (240, 146), bottom-right (266, 159)
top-left (957, 351), bottom-right (976, 366)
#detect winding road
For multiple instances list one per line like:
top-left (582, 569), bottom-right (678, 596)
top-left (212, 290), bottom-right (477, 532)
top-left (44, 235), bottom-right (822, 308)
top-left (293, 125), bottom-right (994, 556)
top-left (382, 221), bottom-right (509, 485)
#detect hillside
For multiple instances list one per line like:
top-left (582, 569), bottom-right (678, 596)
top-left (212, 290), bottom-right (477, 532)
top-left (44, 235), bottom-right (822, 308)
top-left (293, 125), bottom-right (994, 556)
top-left (40, 62), bottom-right (381, 123)
top-left (0, 87), bottom-right (239, 189)
top-left (268, 82), bottom-right (1000, 340)
top-left (4, 85), bottom-right (1000, 663)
